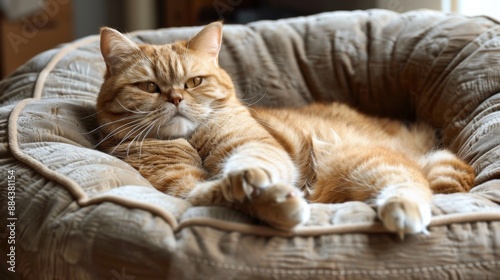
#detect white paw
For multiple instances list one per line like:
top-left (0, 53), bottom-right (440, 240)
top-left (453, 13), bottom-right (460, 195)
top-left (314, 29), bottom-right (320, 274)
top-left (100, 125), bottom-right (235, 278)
top-left (221, 168), bottom-right (272, 203)
top-left (220, 168), bottom-right (310, 230)
top-left (253, 183), bottom-right (310, 230)
top-left (377, 186), bottom-right (432, 238)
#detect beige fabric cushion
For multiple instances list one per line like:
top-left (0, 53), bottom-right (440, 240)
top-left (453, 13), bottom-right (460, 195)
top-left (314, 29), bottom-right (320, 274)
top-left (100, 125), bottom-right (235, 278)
top-left (1, 9), bottom-right (499, 279)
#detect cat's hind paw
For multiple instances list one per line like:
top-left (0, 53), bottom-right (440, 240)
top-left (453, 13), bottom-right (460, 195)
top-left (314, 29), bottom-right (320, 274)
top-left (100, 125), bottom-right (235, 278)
top-left (377, 187), bottom-right (432, 239)
top-left (423, 150), bottom-right (476, 194)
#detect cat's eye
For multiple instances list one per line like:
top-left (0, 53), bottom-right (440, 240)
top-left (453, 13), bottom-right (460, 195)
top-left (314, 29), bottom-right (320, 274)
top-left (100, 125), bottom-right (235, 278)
top-left (137, 82), bottom-right (160, 93)
top-left (185, 77), bottom-right (203, 89)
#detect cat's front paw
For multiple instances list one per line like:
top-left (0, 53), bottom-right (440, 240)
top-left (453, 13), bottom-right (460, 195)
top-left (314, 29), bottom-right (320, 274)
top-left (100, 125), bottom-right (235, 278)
top-left (220, 168), bottom-right (309, 230)
top-left (252, 183), bottom-right (310, 230)
top-left (221, 168), bottom-right (272, 203)
top-left (377, 187), bottom-right (432, 238)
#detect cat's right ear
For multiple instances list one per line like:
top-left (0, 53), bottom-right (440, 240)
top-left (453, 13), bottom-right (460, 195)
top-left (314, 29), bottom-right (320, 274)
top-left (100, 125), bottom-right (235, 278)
top-left (187, 21), bottom-right (223, 66)
top-left (100, 27), bottom-right (140, 74)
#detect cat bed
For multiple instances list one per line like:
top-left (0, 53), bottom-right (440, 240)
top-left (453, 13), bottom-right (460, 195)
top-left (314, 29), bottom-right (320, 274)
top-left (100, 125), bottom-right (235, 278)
top-left (1, 9), bottom-right (500, 279)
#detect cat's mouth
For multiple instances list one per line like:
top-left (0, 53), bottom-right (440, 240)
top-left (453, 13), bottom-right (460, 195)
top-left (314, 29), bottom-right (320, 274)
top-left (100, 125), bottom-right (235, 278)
top-left (173, 111), bottom-right (184, 118)
top-left (157, 109), bottom-right (199, 139)
top-left (171, 111), bottom-right (191, 123)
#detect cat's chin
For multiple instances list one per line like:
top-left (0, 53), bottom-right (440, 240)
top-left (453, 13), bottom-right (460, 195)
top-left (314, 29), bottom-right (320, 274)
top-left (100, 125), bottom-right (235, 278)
top-left (158, 116), bottom-right (199, 139)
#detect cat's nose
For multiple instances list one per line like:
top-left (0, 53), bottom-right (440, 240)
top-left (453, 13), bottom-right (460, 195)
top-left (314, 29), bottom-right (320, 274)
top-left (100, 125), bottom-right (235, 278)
top-left (170, 96), bottom-right (183, 106)
top-left (167, 92), bottom-right (184, 106)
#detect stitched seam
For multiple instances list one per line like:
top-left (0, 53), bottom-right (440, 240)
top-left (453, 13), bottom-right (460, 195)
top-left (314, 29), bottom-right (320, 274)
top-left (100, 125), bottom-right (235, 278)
top-left (180, 256), bottom-right (499, 276)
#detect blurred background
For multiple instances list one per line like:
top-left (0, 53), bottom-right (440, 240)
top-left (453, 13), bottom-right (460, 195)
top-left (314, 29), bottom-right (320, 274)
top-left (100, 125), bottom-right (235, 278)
top-left (0, 0), bottom-right (499, 77)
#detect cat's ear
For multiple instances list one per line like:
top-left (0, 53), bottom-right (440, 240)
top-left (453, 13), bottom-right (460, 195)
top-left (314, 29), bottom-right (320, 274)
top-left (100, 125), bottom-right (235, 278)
top-left (187, 21), bottom-right (223, 65)
top-left (100, 27), bottom-right (140, 73)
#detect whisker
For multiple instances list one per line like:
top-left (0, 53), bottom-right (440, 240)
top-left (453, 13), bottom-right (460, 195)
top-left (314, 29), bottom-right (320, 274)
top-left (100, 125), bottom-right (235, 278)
top-left (237, 86), bottom-right (250, 101)
top-left (94, 117), bottom-right (145, 148)
top-left (82, 108), bottom-right (107, 120)
top-left (126, 119), bottom-right (158, 158)
top-left (245, 91), bottom-right (268, 107)
top-left (86, 114), bottom-right (143, 135)
top-left (117, 99), bottom-right (154, 114)
top-left (109, 121), bottom-right (152, 154)
top-left (138, 119), bottom-right (159, 157)
top-left (156, 118), bottom-right (163, 139)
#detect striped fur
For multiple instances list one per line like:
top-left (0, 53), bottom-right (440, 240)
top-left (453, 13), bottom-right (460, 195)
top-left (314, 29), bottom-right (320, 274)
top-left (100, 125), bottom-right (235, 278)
top-left (96, 23), bottom-right (475, 235)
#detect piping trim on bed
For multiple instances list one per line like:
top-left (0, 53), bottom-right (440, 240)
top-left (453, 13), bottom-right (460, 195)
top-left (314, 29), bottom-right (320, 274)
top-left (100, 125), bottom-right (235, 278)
top-left (33, 36), bottom-right (101, 99)
top-left (8, 98), bottom-right (88, 199)
top-left (174, 211), bottom-right (500, 237)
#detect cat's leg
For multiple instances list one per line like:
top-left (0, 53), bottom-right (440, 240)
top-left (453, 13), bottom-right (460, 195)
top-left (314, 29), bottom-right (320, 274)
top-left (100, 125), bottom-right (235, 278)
top-left (187, 142), bottom-right (310, 230)
top-left (116, 138), bottom-right (209, 197)
top-left (187, 169), bottom-right (310, 230)
top-left (419, 149), bottom-right (475, 194)
top-left (113, 138), bottom-right (308, 230)
top-left (312, 142), bottom-right (432, 237)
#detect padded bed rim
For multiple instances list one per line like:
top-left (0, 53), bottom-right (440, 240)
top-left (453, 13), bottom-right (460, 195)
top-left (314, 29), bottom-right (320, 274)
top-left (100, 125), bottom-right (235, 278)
top-left (6, 24), bottom-right (500, 237)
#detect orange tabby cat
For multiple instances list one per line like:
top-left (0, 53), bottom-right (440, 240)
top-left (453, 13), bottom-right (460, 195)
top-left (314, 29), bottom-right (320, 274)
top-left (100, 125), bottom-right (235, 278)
top-left (95, 22), bottom-right (475, 236)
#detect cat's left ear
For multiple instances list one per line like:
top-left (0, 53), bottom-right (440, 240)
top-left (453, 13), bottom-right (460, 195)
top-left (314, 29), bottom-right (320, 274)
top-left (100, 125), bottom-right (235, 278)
top-left (187, 21), bottom-right (223, 65)
top-left (100, 27), bottom-right (141, 74)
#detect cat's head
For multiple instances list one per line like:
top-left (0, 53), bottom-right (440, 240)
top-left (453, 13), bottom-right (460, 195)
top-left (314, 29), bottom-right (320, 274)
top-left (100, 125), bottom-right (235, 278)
top-left (96, 22), bottom-right (236, 143)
